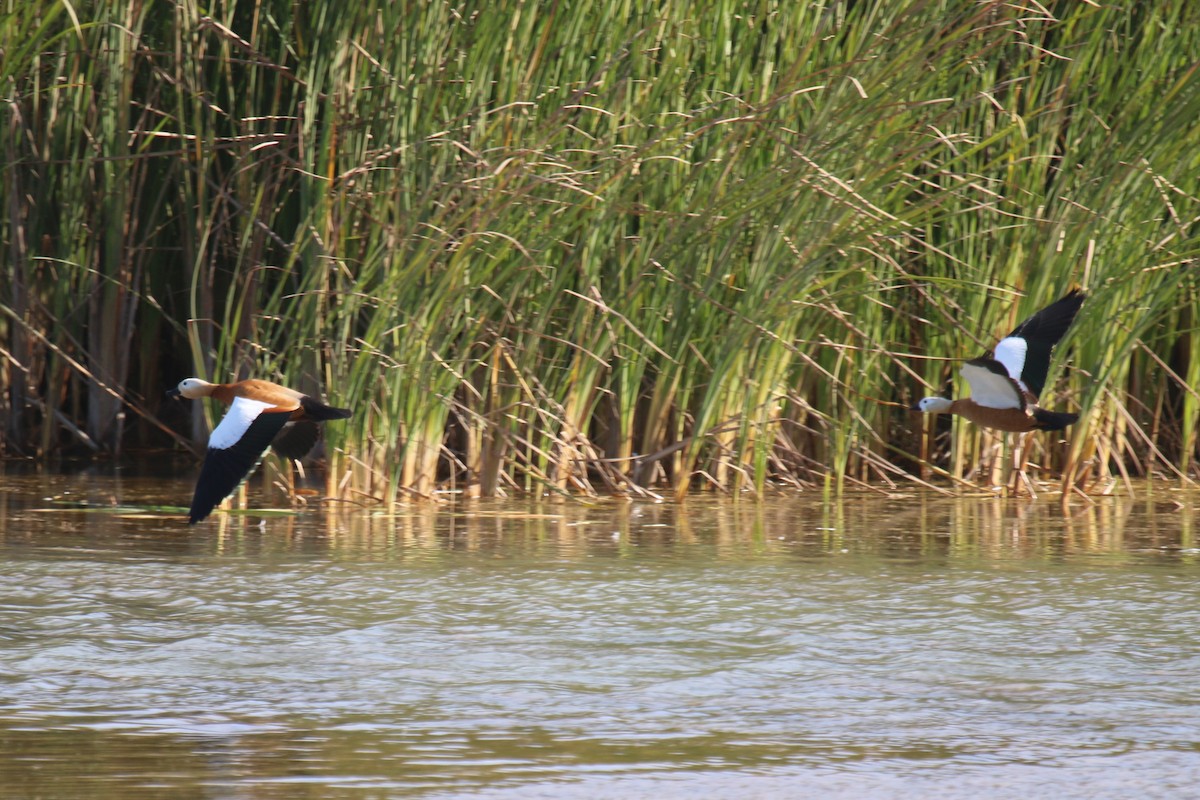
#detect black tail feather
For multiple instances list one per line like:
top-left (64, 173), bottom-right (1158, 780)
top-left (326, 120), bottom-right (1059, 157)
top-left (300, 396), bottom-right (352, 421)
top-left (1032, 408), bottom-right (1078, 431)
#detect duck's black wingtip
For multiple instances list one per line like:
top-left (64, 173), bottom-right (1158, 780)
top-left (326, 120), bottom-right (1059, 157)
top-left (188, 494), bottom-right (216, 524)
top-left (1059, 286), bottom-right (1087, 309)
top-left (1008, 288), bottom-right (1086, 346)
top-left (187, 478), bottom-right (227, 524)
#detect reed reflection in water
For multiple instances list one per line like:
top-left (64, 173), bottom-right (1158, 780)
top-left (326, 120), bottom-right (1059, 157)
top-left (0, 469), bottom-right (1198, 799)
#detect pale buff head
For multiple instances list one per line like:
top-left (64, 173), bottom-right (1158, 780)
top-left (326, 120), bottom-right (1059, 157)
top-left (172, 378), bottom-right (216, 399)
top-left (912, 396), bottom-right (953, 414)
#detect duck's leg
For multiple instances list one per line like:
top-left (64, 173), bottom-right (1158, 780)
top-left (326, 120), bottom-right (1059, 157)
top-left (1002, 434), bottom-right (1016, 496)
top-left (1007, 432), bottom-right (1034, 498)
top-left (992, 432), bottom-right (1015, 497)
top-left (987, 431), bottom-right (1006, 490)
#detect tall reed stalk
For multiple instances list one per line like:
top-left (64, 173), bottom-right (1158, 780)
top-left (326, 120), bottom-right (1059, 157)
top-left (2, 1), bottom-right (1198, 500)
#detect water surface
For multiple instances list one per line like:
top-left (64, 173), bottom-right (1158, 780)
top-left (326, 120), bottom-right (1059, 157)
top-left (1, 466), bottom-right (1199, 798)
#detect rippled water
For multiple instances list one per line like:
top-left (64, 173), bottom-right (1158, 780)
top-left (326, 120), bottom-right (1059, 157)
top-left (2, 465), bottom-right (1200, 798)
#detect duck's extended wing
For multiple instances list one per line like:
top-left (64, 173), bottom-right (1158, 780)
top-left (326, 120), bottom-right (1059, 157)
top-left (189, 397), bottom-right (292, 524)
top-left (991, 289), bottom-right (1085, 399)
top-left (961, 358), bottom-right (1027, 411)
top-left (991, 336), bottom-right (1033, 399)
top-left (271, 420), bottom-right (320, 461)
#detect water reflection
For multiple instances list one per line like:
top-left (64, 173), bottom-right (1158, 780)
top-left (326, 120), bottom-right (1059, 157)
top-left (1, 468), bottom-right (1199, 798)
top-left (3, 465), bottom-right (1197, 559)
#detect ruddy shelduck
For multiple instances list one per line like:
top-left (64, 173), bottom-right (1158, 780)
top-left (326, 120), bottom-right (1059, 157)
top-left (167, 378), bottom-right (351, 524)
top-left (912, 288), bottom-right (1085, 433)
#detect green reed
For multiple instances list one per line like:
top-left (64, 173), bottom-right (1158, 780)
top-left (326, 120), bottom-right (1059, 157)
top-left (2, 0), bottom-right (1198, 501)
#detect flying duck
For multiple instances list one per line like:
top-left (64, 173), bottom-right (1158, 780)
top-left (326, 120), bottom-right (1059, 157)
top-left (167, 378), bottom-right (351, 524)
top-left (911, 288), bottom-right (1085, 432)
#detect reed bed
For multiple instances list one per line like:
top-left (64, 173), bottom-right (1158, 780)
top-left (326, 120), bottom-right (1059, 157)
top-left (3, 0), bottom-right (1199, 501)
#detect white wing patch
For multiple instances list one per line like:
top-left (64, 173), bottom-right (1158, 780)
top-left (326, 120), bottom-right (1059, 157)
top-left (209, 397), bottom-right (275, 450)
top-left (992, 336), bottom-right (1031, 394)
top-left (960, 362), bottom-right (1025, 410)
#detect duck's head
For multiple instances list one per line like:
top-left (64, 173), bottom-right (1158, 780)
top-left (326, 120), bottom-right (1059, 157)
top-left (167, 378), bottom-right (215, 400)
top-left (911, 396), bottom-right (953, 414)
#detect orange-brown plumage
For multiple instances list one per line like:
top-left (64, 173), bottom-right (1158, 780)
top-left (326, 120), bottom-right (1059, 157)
top-left (948, 400), bottom-right (1043, 433)
top-left (204, 379), bottom-right (304, 412)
